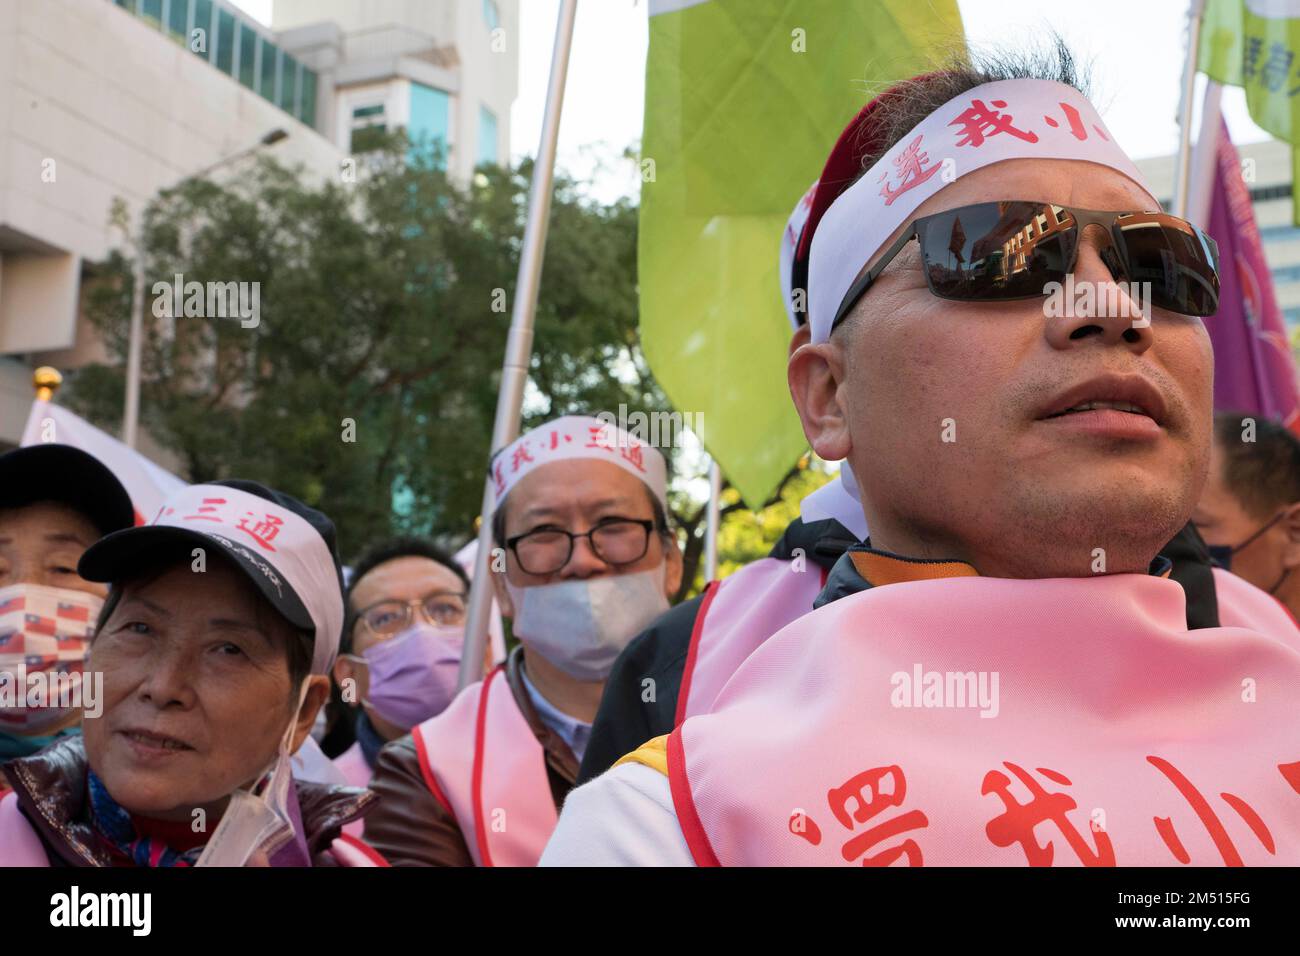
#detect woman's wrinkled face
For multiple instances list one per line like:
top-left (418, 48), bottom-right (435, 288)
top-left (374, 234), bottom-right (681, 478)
top-left (0, 502), bottom-right (107, 598)
top-left (792, 158), bottom-right (1214, 577)
top-left (83, 559), bottom-right (303, 821)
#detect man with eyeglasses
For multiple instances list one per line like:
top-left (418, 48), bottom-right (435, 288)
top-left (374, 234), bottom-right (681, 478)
top-left (327, 538), bottom-right (480, 790)
top-left (542, 54), bottom-right (1300, 866)
top-left (363, 415), bottom-right (682, 866)
top-left (1193, 412), bottom-right (1300, 626)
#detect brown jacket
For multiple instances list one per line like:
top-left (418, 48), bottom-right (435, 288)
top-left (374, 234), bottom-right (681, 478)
top-left (2, 736), bottom-right (376, 866)
top-left (363, 646), bottom-right (579, 866)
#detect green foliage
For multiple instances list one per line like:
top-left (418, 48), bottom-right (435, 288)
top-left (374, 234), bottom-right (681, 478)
top-left (68, 140), bottom-right (679, 562)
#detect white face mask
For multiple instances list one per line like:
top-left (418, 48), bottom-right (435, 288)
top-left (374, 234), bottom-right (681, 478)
top-left (505, 564), bottom-right (670, 681)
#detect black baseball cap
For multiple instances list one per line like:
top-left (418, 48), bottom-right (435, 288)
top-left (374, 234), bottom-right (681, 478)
top-left (0, 444), bottom-right (136, 535)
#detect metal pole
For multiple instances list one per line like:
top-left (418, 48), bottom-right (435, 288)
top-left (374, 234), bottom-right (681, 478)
top-left (121, 129), bottom-right (290, 447)
top-left (123, 259), bottom-right (146, 448)
top-left (1187, 80), bottom-right (1224, 229)
top-left (1173, 0), bottom-right (1207, 218)
top-left (458, 0), bottom-right (580, 691)
top-left (703, 459), bottom-right (721, 581)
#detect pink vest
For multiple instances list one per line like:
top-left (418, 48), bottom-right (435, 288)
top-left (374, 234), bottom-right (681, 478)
top-left (669, 573), bottom-right (1300, 866)
top-left (677, 558), bottom-right (828, 722)
top-left (0, 791), bottom-right (385, 866)
top-left (1212, 566), bottom-right (1300, 635)
top-left (412, 665), bottom-right (557, 866)
top-left (333, 742), bottom-right (372, 789)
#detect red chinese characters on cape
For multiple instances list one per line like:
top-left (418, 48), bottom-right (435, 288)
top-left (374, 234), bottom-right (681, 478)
top-left (788, 764), bottom-right (930, 866)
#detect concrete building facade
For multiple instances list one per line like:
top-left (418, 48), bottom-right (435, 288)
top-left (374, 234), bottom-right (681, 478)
top-left (0, 0), bottom-right (518, 448)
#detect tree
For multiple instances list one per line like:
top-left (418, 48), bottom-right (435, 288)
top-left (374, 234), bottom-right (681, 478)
top-left (66, 140), bottom-right (676, 560)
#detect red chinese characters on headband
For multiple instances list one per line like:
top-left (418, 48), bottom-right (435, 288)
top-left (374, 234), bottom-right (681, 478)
top-left (166, 498), bottom-right (286, 553)
top-left (947, 97), bottom-right (1110, 151)
top-left (878, 135), bottom-right (944, 206)
top-left (788, 764), bottom-right (930, 866)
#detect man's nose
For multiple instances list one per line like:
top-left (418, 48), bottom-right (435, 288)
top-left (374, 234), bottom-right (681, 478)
top-left (1043, 228), bottom-right (1154, 354)
top-left (558, 533), bottom-right (610, 579)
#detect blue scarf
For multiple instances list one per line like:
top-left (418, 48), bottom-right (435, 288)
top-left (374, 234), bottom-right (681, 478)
top-left (87, 770), bottom-right (204, 868)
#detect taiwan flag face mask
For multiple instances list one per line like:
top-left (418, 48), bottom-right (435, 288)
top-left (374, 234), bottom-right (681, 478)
top-left (0, 583), bottom-right (102, 735)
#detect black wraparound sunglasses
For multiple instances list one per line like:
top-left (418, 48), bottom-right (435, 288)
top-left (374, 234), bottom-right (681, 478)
top-left (830, 200), bottom-right (1221, 333)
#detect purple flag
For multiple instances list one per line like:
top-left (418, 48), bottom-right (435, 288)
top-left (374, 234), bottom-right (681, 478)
top-left (1205, 118), bottom-right (1300, 431)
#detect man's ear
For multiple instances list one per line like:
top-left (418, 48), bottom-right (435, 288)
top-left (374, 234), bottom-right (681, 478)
top-left (1280, 501), bottom-right (1300, 570)
top-left (788, 339), bottom-right (852, 462)
top-left (662, 534), bottom-right (684, 596)
top-left (290, 675), bottom-right (332, 754)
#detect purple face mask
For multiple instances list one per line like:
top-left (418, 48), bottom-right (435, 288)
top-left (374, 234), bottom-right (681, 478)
top-left (359, 623), bottom-right (464, 730)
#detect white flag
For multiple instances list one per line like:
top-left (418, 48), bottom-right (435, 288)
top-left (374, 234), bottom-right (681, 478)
top-left (22, 400), bottom-right (187, 524)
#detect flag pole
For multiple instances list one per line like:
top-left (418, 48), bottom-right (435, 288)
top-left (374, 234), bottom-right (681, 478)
top-left (703, 458), bottom-right (721, 581)
top-left (1173, 0), bottom-right (1207, 218)
top-left (458, 0), bottom-right (580, 691)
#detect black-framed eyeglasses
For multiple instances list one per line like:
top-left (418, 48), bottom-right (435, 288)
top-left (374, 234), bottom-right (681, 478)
top-left (831, 200), bottom-right (1221, 333)
top-left (506, 518), bottom-right (657, 575)
top-left (354, 591), bottom-right (468, 636)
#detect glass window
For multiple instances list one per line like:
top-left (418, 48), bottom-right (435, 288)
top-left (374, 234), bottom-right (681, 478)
top-left (238, 23), bottom-right (257, 89)
top-left (409, 83), bottom-right (451, 167)
top-left (191, 0), bottom-right (213, 58)
top-left (141, 0), bottom-right (163, 26)
top-left (261, 39), bottom-right (279, 102)
top-left (278, 54), bottom-right (298, 113)
top-left (166, 0), bottom-right (189, 39)
top-left (478, 106), bottom-right (498, 167)
top-left (215, 8), bottom-right (235, 75)
top-left (299, 69), bottom-right (317, 127)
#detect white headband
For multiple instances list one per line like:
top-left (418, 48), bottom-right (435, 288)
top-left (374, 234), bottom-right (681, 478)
top-left (809, 79), bottom-right (1159, 343)
top-left (152, 484), bottom-right (343, 674)
top-left (491, 415), bottom-right (668, 511)
top-left (780, 181), bottom-right (818, 330)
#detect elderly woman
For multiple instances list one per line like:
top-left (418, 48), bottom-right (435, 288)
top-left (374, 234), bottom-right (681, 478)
top-left (543, 48), bottom-right (1300, 866)
top-left (0, 479), bottom-right (385, 866)
top-left (0, 445), bottom-right (135, 765)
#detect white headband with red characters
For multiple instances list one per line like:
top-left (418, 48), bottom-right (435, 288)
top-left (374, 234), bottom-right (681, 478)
top-left (152, 484), bottom-right (343, 674)
top-left (491, 415), bottom-right (668, 511)
top-left (808, 79), bottom-right (1159, 343)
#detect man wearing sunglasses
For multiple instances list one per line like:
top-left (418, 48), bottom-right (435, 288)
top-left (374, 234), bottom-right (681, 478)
top-left (1193, 413), bottom-right (1300, 625)
top-left (364, 415), bottom-right (682, 865)
top-left (543, 55), bottom-right (1300, 866)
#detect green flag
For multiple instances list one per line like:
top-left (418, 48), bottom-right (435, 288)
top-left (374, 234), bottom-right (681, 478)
top-left (1199, 0), bottom-right (1300, 224)
top-left (639, 0), bottom-right (964, 507)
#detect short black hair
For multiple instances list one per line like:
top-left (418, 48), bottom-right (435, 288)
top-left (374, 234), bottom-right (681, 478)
top-left (342, 536), bottom-right (469, 653)
top-left (1214, 412), bottom-right (1300, 520)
